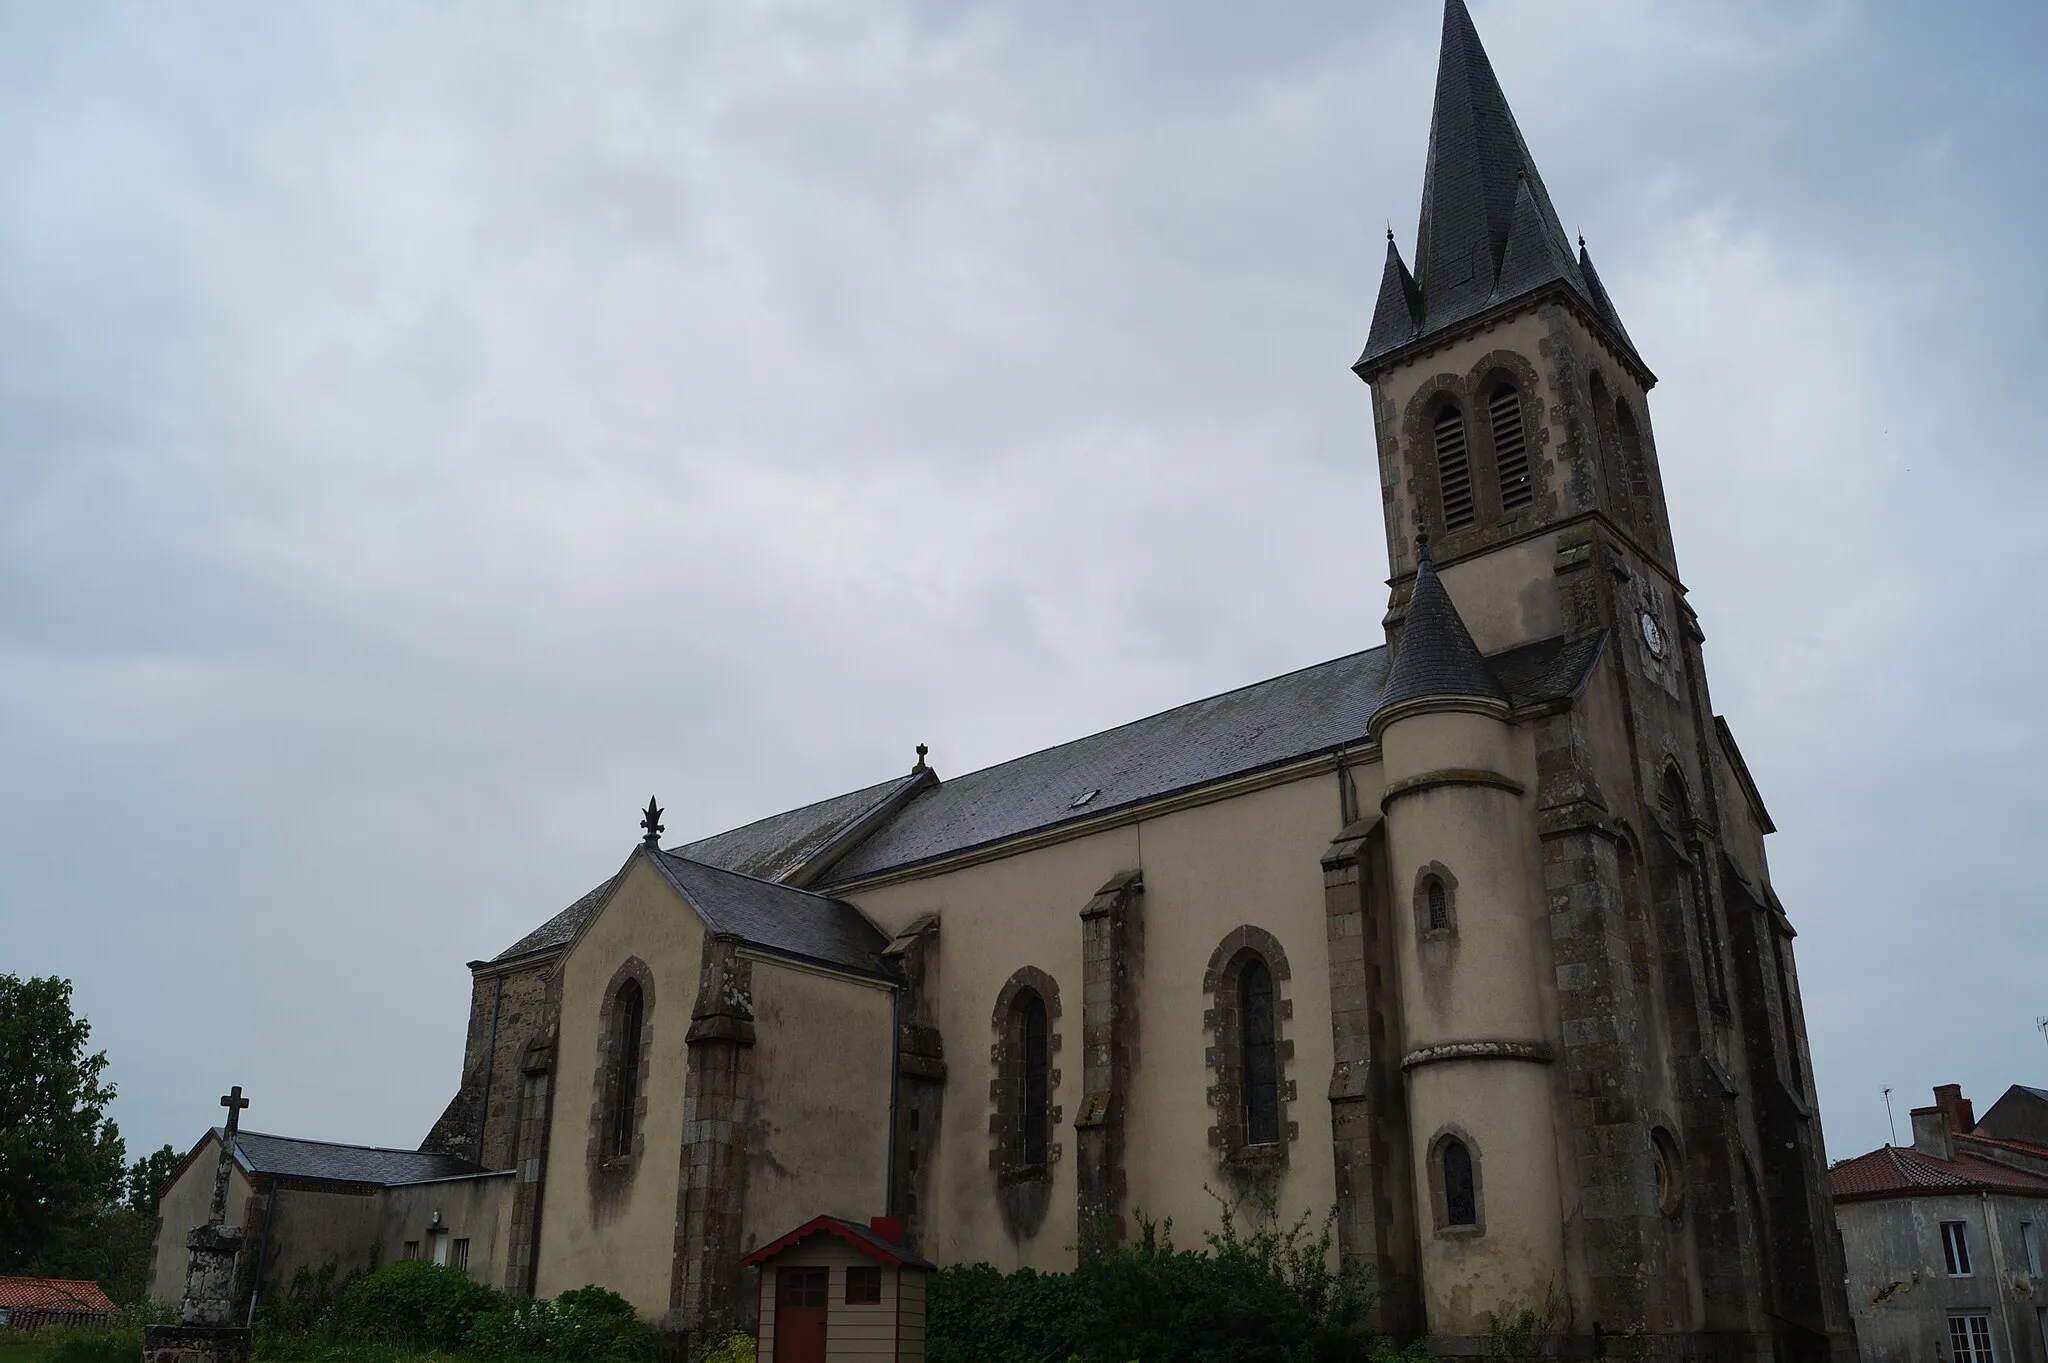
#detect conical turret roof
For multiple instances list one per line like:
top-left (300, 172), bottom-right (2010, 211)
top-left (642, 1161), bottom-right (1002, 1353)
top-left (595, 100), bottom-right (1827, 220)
top-left (1357, 0), bottom-right (1645, 377)
top-left (1372, 535), bottom-right (1505, 729)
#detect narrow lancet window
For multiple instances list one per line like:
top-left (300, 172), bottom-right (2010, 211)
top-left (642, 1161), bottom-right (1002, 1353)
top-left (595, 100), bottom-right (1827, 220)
top-left (1241, 959), bottom-right (1280, 1145)
top-left (609, 979), bottom-right (644, 1158)
top-left (1490, 384), bottom-right (1532, 510)
top-left (1443, 1138), bottom-right (1476, 1226)
top-left (1434, 407), bottom-right (1476, 530)
top-left (1426, 877), bottom-right (1450, 932)
top-left (1021, 992), bottom-right (1049, 1165)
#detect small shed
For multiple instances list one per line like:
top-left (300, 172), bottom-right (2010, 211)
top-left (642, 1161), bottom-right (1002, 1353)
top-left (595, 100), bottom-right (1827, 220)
top-left (0, 1276), bottom-right (116, 1332)
top-left (744, 1216), bottom-right (933, 1363)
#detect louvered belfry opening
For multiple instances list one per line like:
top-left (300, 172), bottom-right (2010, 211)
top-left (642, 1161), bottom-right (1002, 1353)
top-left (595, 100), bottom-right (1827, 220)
top-left (1433, 406), bottom-right (1475, 530)
top-left (1490, 384), bottom-right (1532, 511)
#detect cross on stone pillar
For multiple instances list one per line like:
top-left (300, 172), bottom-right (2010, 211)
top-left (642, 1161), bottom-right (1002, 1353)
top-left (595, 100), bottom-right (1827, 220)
top-left (209, 1086), bottom-right (249, 1226)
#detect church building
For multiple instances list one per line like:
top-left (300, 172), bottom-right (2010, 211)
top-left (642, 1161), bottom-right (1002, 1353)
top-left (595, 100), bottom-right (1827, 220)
top-left (155, 3), bottom-right (1857, 1357)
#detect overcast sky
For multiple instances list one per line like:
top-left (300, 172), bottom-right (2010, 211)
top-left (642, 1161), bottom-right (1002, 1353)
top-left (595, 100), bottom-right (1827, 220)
top-left (5, 0), bottom-right (2044, 1173)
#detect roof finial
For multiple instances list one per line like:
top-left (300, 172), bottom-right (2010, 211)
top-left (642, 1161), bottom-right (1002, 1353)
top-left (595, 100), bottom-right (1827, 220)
top-left (640, 796), bottom-right (664, 848)
top-left (1387, 222), bottom-right (1395, 243)
top-left (1416, 526), bottom-right (1433, 564)
top-left (913, 743), bottom-right (929, 773)
top-left (1578, 228), bottom-right (1586, 250)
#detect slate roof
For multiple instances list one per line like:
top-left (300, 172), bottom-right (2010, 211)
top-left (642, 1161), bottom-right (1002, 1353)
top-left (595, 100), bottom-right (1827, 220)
top-left (1829, 1145), bottom-right (2048, 1203)
top-left (0, 1277), bottom-right (117, 1313)
top-left (821, 647), bottom-right (1395, 883)
top-left (488, 630), bottom-right (1606, 951)
top-left (674, 773), bottom-right (928, 882)
top-left (1357, 0), bottom-right (1646, 377)
top-left (647, 851), bottom-right (896, 980)
top-left (225, 1129), bottom-right (492, 1186)
top-left (1372, 539), bottom-right (1505, 726)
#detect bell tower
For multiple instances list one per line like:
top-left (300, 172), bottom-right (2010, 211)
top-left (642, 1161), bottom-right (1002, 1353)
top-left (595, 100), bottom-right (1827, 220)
top-left (1356, 0), bottom-right (1673, 656)
top-left (1349, 4), bottom-right (1857, 1357)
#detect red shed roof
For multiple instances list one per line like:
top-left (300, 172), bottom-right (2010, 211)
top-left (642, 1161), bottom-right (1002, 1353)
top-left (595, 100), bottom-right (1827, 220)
top-left (1830, 1145), bottom-right (2048, 1203)
top-left (0, 1277), bottom-right (117, 1312)
top-left (743, 1216), bottom-right (936, 1271)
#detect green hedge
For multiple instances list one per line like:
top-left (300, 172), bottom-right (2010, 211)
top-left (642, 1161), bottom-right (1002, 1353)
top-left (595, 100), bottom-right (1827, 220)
top-left (929, 1204), bottom-right (1427, 1363)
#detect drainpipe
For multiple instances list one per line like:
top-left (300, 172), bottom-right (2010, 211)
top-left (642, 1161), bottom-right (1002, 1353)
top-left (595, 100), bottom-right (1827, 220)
top-left (474, 974), bottom-right (504, 1165)
top-left (885, 986), bottom-right (903, 1219)
top-left (1982, 1192), bottom-right (2019, 1363)
top-left (244, 1179), bottom-right (278, 1327)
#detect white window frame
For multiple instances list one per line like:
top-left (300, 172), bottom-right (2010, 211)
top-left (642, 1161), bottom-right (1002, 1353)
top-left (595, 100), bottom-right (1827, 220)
top-left (1948, 1313), bottom-right (1996, 1363)
top-left (1941, 1219), bottom-right (1974, 1277)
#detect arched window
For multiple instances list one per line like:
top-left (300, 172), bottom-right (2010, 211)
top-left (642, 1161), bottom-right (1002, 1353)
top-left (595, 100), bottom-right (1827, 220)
top-left (1240, 960), bottom-right (1280, 1145)
top-left (1021, 991), bottom-right (1049, 1165)
top-left (1426, 877), bottom-right (1449, 932)
top-left (1660, 770), bottom-right (1726, 1009)
top-left (1616, 399), bottom-right (1652, 506)
top-left (1489, 384), bottom-right (1533, 511)
top-left (1442, 1138), bottom-right (1477, 1226)
top-left (1433, 406), bottom-right (1476, 531)
top-left (608, 979), bottom-right (644, 1159)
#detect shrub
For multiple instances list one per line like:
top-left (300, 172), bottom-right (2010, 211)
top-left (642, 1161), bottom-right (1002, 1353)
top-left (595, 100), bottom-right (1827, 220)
top-left (324, 1261), bottom-right (502, 1353)
top-left (930, 1198), bottom-right (1391, 1363)
top-left (695, 1330), bottom-right (757, 1363)
top-left (469, 1284), bottom-right (656, 1363)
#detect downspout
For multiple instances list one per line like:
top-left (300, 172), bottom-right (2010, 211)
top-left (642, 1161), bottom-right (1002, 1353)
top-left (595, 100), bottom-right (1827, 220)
top-left (886, 985), bottom-right (903, 1218)
top-left (474, 974), bottom-right (504, 1165)
top-left (1981, 1191), bottom-right (2018, 1363)
top-left (244, 1178), bottom-right (278, 1327)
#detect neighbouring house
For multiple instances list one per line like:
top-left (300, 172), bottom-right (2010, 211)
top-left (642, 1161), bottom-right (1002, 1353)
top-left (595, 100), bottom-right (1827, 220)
top-left (1832, 1085), bottom-right (2048, 1363)
top-left (147, 1128), bottom-right (514, 1308)
top-left (0, 1277), bottom-right (116, 1332)
top-left (743, 1217), bottom-right (930, 1363)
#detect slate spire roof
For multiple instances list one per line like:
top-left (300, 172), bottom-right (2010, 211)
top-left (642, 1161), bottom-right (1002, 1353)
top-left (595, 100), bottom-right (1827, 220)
top-left (1357, 0), bottom-right (1644, 376)
top-left (1372, 533), bottom-right (1505, 728)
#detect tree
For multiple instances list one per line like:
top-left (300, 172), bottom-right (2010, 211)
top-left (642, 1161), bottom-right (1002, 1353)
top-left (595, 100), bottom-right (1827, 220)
top-left (0, 974), bottom-right (127, 1272)
top-left (128, 1143), bottom-right (181, 1216)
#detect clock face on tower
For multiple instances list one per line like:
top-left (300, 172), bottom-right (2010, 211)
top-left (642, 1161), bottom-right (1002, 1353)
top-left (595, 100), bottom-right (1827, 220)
top-left (1640, 611), bottom-right (1667, 659)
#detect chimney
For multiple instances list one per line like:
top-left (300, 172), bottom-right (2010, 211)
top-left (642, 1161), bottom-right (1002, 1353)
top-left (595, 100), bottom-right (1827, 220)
top-left (1910, 1106), bottom-right (1954, 1161)
top-left (869, 1216), bottom-right (903, 1246)
top-left (1933, 1084), bottom-right (1976, 1135)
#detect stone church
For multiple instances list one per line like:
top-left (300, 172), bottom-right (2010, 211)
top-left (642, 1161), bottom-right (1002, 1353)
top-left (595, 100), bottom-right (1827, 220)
top-left (154, 3), bottom-right (1857, 1357)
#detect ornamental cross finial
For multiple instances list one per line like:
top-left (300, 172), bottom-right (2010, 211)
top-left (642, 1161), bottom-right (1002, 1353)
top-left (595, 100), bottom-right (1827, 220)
top-left (640, 797), bottom-right (664, 848)
top-left (913, 743), bottom-right (929, 772)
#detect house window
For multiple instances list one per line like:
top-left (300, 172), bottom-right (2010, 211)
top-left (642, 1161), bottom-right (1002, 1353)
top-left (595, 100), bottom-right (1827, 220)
top-left (2022, 1221), bottom-right (2040, 1277)
top-left (1489, 384), bottom-right (1533, 511)
top-left (1442, 1138), bottom-right (1477, 1227)
top-left (608, 978), bottom-right (645, 1159)
top-left (845, 1266), bottom-right (882, 1304)
top-left (1433, 406), bottom-right (1476, 531)
top-left (1949, 1314), bottom-right (1996, 1363)
top-left (450, 1238), bottom-right (470, 1272)
top-left (1942, 1220), bottom-right (1974, 1277)
top-left (779, 1268), bottom-right (828, 1309)
top-left (1241, 960), bottom-right (1280, 1146)
top-left (402, 1241), bottom-right (420, 1261)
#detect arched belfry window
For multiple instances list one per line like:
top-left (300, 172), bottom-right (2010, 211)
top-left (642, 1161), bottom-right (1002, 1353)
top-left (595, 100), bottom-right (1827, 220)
top-left (1433, 406), bottom-right (1476, 531)
top-left (1617, 399), bottom-right (1652, 506)
top-left (1442, 1137), bottom-right (1477, 1226)
top-left (1240, 960), bottom-right (1280, 1145)
top-left (1426, 877), bottom-right (1449, 932)
top-left (1021, 991), bottom-right (1049, 1165)
top-left (1489, 384), bottom-right (1532, 511)
top-left (608, 979), bottom-right (644, 1158)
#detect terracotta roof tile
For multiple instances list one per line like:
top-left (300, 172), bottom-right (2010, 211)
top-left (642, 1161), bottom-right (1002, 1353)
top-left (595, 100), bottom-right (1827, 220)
top-left (1830, 1145), bottom-right (2048, 1202)
top-left (0, 1277), bottom-right (116, 1312)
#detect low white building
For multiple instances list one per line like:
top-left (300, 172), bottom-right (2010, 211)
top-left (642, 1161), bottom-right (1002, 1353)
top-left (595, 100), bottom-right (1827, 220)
top-left (1832, 1086), bottom-right (2048, 1363)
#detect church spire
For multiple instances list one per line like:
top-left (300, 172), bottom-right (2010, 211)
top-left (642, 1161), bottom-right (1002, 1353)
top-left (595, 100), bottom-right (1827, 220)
top-left (1371, 532), bottom-right (1505, 733)
top-left (1357, 0), bottom-right (1643, 377)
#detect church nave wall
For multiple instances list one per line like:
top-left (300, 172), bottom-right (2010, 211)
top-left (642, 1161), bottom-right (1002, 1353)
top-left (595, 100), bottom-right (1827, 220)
top-left (534, 853), bottom-right (702, 1316)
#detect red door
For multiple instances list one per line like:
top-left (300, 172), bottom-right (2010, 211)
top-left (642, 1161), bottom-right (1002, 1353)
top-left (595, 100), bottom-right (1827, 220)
top-left (774, 1267), bottom-right (828, 1363)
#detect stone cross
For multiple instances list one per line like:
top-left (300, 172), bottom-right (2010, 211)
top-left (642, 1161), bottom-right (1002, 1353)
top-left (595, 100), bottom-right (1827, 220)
top-left (208, 1086), bottom-right (249, 1225)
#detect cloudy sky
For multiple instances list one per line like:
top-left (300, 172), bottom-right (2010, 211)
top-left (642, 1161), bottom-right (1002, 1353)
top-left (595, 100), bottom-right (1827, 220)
top-left (4, 0), bottom-right (2044, 1172)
